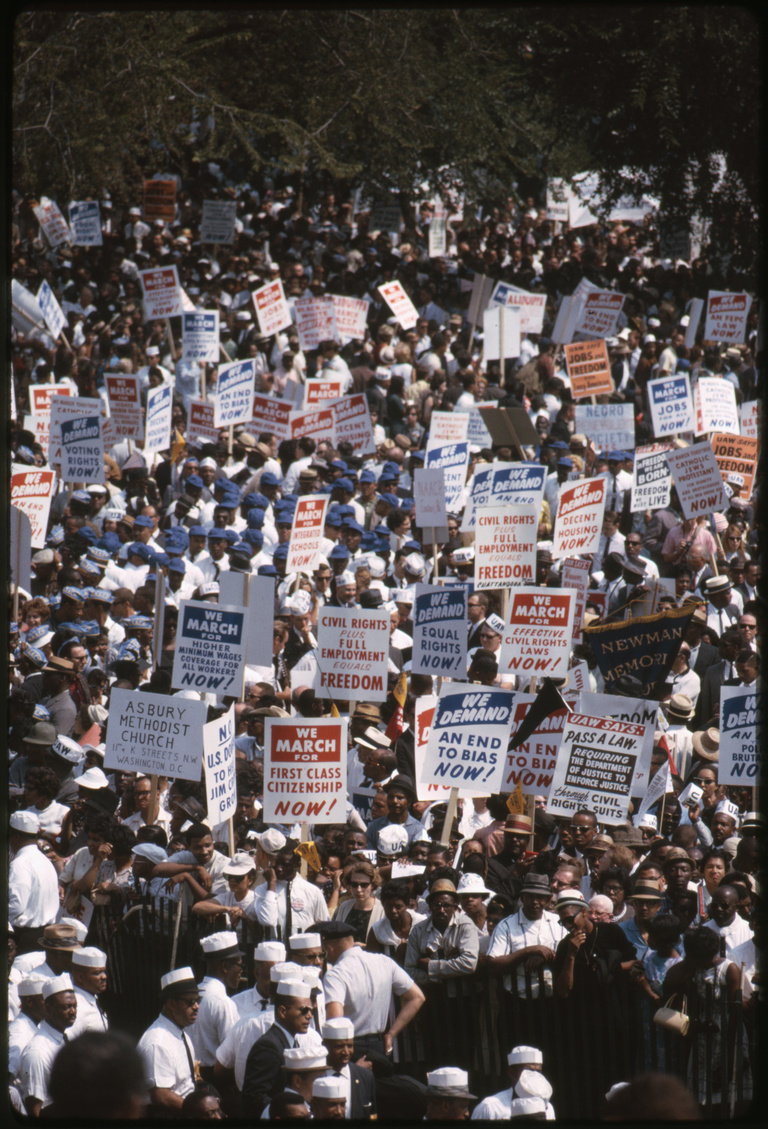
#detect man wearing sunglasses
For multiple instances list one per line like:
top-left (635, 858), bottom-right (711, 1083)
top-left (242, 978), bottom-right (316, 1117)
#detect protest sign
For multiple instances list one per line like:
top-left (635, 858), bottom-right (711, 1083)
top-left (251, 393), bottom-right (293, 441)
top-left (483, 306), bottom-right (521, 360)
top-left (378, 280), bottom-right (419, 329)
top-left (546, 714), bottom-right (646, 823)
top-left (303, 377), bottom-right (345, 408)
top-left (182, 311), bottom-right (220, 363)
top-left (263, 716), bottom-right (348, 824)
top-left (564, 339), bottom-right (613, 399)
top-left (30, 384), bottom-right (73, 422)
top-left (286, 496), bottom-right (329, 574)
top-left (574, 288), bottom-right (625, 338)
top-left (369, 202), bottom-right (402, 235)
top-left (499, 588), bottom-right (575, 680)
top-left (172, 599), bottom-right (247, 695)
top-left (413, 467), bottom-right (449, 534)
top-left (487, 463), bottom-right (547, 513)
top-left (329, 394), bottom-right (376, 455)
top-left (467, 405), bottom-right (493, 448)
top-left (219, 572), bottom-right (274, 669)
top-left (294, 296), bottom-right (338, 351)
top-left (252, 279), bottom-right (292, 336)
top-left (667, 444), bottom-right (728, 519)
top-left (104, 687), bottom-right (206, 781)
top-left (693, 377), bottom-right (739, 436)
top-left (11, 279), bottom-right (54, 346)
top-left (414, 696), bottom-right (453, 802)
top-left (546, 178), bottom-right (571, 223)
top-left (647, 374), bottom-right (695, 437)
top-left (331, 295), bottom-right (370, 344)
top-left (203, 706), bottom-right (238, 827)
top-left (426, 412), bottom-right (470, 451)
top-left (475, 504), bottom-right (537, 589)
top-left (551, 281), bottom-right (592, 346)
top-left (68, 200), bottom-right (102, 246)
top-left (467, 274), bottom-right (495, 327)
top-left (49, 394), bottom-right (107, 466)
top-left (704, 291), bottom-right (752, 344)
top-left (429, 202), bottom-right (447, 257)
top-left (710, 432), bottom-right (759, 500)
top-left (36, 281), bottom-right (67, 340)
top-left (420, 685), bottom-right (513, 794)
top-left (739, 400), bottom-right (759, 440)
top-left (316, 606), bottom-right (390, 701)
top-left (214, 358), bottom-right (256, 428)
top-left (502, 693), bottom-right (568, 796)
top-left (718, 686), bottom-right (762, 786)
top-left (289, 406), bottom-right (335, 444)
top-left (562, 557), bottom-right (592, 639)
top-left (200, 199), bottom-right (237, 244)
top-left (578, 691), bottom-right (657, 796)
top-left (33, 198), bottom-right (71, 247)
top-left (631, 443), bottom-right (673, 512)
top-left (60, 416), bottom-right (105, 485)
top-left (424, 442), bottom-right (470, 512)
top-left (187, 399), bottom-right (219, 446)
top-left (105, 374), bottom-right (144, 441)
top-left (412, 585), bottom-right (467, 679)
top-left (583, 602), bottom-right (698, 696)
top-left (139, 266), bottom-right (183, 320)
top-left (145, 383), bottom-right (172, 455)
top-left (143, 179), bottom-right (176, 222)
top-left (553, 478), bottom-right (606, 559)
top-left (10, 507), bottom-right (32, 599)
top-left (11, 465), bottom-right (56, 548)
top-left (573, 403), bottom-right (635, 453)
top-left (460, 464), bottom-right (499, 532)
top-left (489, 282), bottom-right (547, 335)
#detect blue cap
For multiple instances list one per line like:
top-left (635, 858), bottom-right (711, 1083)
top-left (71, 489), bottom-right (91, 504)
top-left (410, 450), bottom-right (425, 462)
top-left (558, 457), bottom-right (574, 469)
top-left (153, 552), bottom-right (170, 568)
top-left (215, 499), bottom-right (237, 511)
top-left (402, 538), bottom-right (421, 553)
top-left (26, 625), bottom-right (52, 644)
top-left (378, 493), bottom-right (400, 508)
top-left (223, 529), bottom-right (240, 546)
top-left (86, 588), bottom-right (113, 605)
top-left (75, 527), bottom-right (98, 544)
top-left (342, 519), bottom-right (363, 534)
top-left (187, 525), bottom-right (208, 538)
top-left (333, 477), bottom-right (354, 493)
top-left (125, 614), bottom-right (153, 630)
top-left (117, 638), bottom-right (141, 659)
top-left (329, 544), bottom-right (350, 560)
top-left (246, 509), bottom-right (265, 529)
top-left (258, 564), bottom-right (277, 576)
top-left (382, 462), bottom-right (400, 476)
top-left (57, 621), bottom-right (83, 634)
top-left (97, 533), bottom-right (121, 554)
top-left (331, 460), bottom-right (348, 472)
top-left (378, 474), bottom-right (398, 487)
top-left (186, 474), bottom-right (203, 489)
top-left (208, 528), bottom-right (228, 540)
top-left (127, 542), bottom-right (152, 561)
top-left (400, 498), bottom-right (414, 512)
top-left (232, 540), bottom-right (253, 555)
top-left (607, 451), bottom-right (625, 462)
top-left (61, 586), bottom-right (85, 602)
top-left (242, 528), bottom-right (264, 548)
top-left (78, 621), bottom-right (102, 639)
top-left (78, 560), bottom-right (101, 577)
top-left (133, 515), bottom-right (153, 529)
top-left (260, 471), bottom-right (280, 487)
top-left (47, 525), bottom-right (65, 547)
top-left (88, 547), bottom-right (112, 564)
top-left (360, 532), bottom-right (377, 551)
top-left (359, 469), bottom-right (377, 484)
top-left (23, 646), bottom-right (47, 669)
top-left (325, 509), bottom-right (342, 526)
top-left (273, 543), bottom-right (289, 560)
top-left (168, 559), bottom-right (186, 574)
top-left (551, 440), bottom-right (569, 451)
top-left (33, 703), bottom-right (51, 720)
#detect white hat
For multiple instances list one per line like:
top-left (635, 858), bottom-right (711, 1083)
top-left (287, 591), bottom-right (312, 616)
top-left (404, 552), bottom-right (426, 576)
top-left (19, 976), bottom-right (48, 997)
top-left (198, 581), bottom-right (220, 597)
top-left (254, 941), bottom-right (286, 962)
top-left (426, 1067), bottom-right (475, 1098)
top-left (509, 1097), bottom-right (549, 1117)
top-left (456, 873), bottom-right (493, 897)
top-left (78, 767), bottom-right (110, 790)
top-left (377, 824), bottom-right (409, 856)
top-left (508, 1045), bottom-right (544, 1065)
top-left (515, 1069), bottom-right (553, 1101)
top-left (42, 973), bottom-right (74, 999)
top-left (10, 811), bottom-right (40, 834)
top-left (289, 932), bottom-right (321, 950)
top-left (129, 206), bottom-right (141, 216)
top-left (59, 917), bottom-right (89, 943)
top-left (200, 931), bottom-right (242, 959)
top-left (199, 457), bottom-right (218, 469)
top-left (299, 966), bottom-right (321, 988)
top-left (283, 1047), bottom-right (327, 1072)
top-left (394, 588), bottom-right (414, 606)
top-left (258, 828), bottom-right (287, 855)
top-left (72, 946), bottom-right (107, 968)
top-left (51, 735), bottom-right (84, 764)
top-left (634, 813), bottom-right (657, 832)
top-left (276, 978), bottom-right (310, 998)
top-left (366, 555), bottom-right (386, 579)
top-left (485, 612), bottom-right (505, 635)
top-left (160, 967), bottom-right (198, 992)
top-left (146, 345), bottom-right (160, 356)
top-left (312, 1075), bottom-right (346, 1099)
top-left (321, 1016), bottom-right (355, 1040)
top-left (452, 547), bottom-right (475, 564)
top-left (223, 852), bottom-right (257, 877)
top-left (338, 569), bottom-right (356, 586)
top-left (270, 961), bottom-right (304, 981)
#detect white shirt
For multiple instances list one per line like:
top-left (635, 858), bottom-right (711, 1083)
top-left (216, 1013), bottom-right (322, 1091)
top-left (486, 909), bottom-right (567, 996)
top-left (136, 1012), bottom-right (197, 1099)
top-left (472, 1084), bottom-right (556, 1120)
top-left (9, 1010), bottom-right (38, 1080)
top-left (18, 1019), bottom-right (67, 1107)
top-left (247, 875), bottom-right (330, 937)
top-left (190, 975), bottom-right (239, 1067)
top-left (728, 937), bottom-right (756, 999)
top-left (322, 946), bottom-right (415, 1037)
top-left (232, 985), bottom-right (272, 1021)
top-left (704, 915), bottom-right (753, 953)
top-left (9, 843), bottom-right (59, 929)
top-left (69, 986), bottom-right (109, 1035)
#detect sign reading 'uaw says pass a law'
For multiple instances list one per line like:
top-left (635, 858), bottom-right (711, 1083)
top-left (420, 686), bottom-right (513, 794)
top-left (546, 714), bottom-right (646, 823)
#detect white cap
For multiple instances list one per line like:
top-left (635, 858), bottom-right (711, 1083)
top-left (367, 555), bottom-right (386, 578)
top-left (508, 1045), bottom-right (544, 1065)
top-left (51, 736), bottom-right (84, 765)
top-left (283, 1047), bottom-right (327, 1072)
top-left (515, 1069), bottom-right (553, 1101)
top-left (146, 345), bottom-right (160, 356)
top-left (634, 813), bottom-right (657, 832)
top-left (78, 767), bottom-right (110, 790)
top-left (42, 973), bottom-right (74, 999)
top-left (312, 1076), bottom-right (346, 1099)
top-left (509, 1097), bottom-right (549, 1117)
top-left (258, 828), bottom-right (287, 854)
top-left (404, 552), bottom-right (426, 575)
top-left (200, 930), bottom-right (241, 956)
top-left (254, 941), bottom-right (286, 962)
top-left (338, 569), bottom-right (356, 586)
top-left (59, 917), bottom-right (89, 943)
top-left (160, 966), bottom-right (197, 992)
top-left (198, 581), bottom-right (220, 597)
top-left (270, 961), bottom-right (304, 982)
top-left (19, 976), bottom-right (48, 997)
top-left (377, 824), bottom-right (409, 856)
top-left (287, 591), bottom-right (312, 616)
top-left (298, 966), bottom-right (321, 989)
top-left (10, 811), bottom-right (40, 834)
top-left (456, 872), bottom-right (493, 896)
top-left (452, 547), bottom-right (474, 564)
top-left (289, 932), bottom-right (321, 950)
top-left (72, 946), bottom-right (107, 968)
top-left (276, 978), bottom-right (311, 998)
top-left (426, 1067), bottom-right (472, 1092)
top-left (485, 612), bottom-right (505, 635)
top-left (321, 1017), bottom-right (355, 1040)
top-left (223, 852), bottom-right (256, 876)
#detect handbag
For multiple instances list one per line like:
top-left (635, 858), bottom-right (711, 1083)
top-left (653, 993), bottom-right (690, 1035)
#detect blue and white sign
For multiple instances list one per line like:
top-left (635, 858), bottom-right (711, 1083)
top-left (68, 200), bottom-right (103, 246)
top-left (412, 584), bottom-right (468, 679)
top-left (719, 686), bottom-right (762, 786)
top-left (420, 685), bottom-right (514, 794)
top-left (489, 282), bottom-right (547, 334)
top-left (215, 358), bottom-right (256, 427)
top-left (424, 442), bottom-right (470, 512)
top-left (145, 383), bottom-right (172, 455)
top-left (36, 280), bottom-right (67, 340)
top-left (574, 403), bottom-right (635, 453)
top-left (173, 599), bottom-right (247, 695)
top-left (203, 705), bottom-right (238, 826)
top-left (182, 311), bottom-right (220, 364)
top-left (60, 415), bottom-right (104, 484)
top-left (461, 463), bottom-right (499, 532)
top-left (488, 463), bottom-right (546, 509)
top-left (647, 374), bottom-right (694, 437)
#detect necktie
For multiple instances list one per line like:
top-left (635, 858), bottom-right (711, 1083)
top-left (719, 610), bottom-right (725, 635)
top-left (284, 880), bottom-right (293, 942)
top-left (62, 1033), bottom-right (69, 1043)
top-left (260, 998), bottom-right (268, 1011)
top-left (182, 1033), bottom-right (196, 1086)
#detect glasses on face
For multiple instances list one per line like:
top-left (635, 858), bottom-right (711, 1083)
top-left (294, 1006), bottom-right (313, 1016)
top-left (348, 880), bottom-right (371, 889)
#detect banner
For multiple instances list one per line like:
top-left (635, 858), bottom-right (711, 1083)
top-left (703, 291), bottom-right (752, 344)
top-left (502, 693), bottom-right (568, 796)
top-left (412, 584), bottom-right (467, 679)
top-left (60, 415), bottom-right (104, 484)
top-left (647, 374), bottom-right (695, 437)
top-left (578, 690), bottom-right (658, 796)
top-left (693, 377), bottom-right (739, 436)
top-left (331, 295), bottom-right (370, 344)
top-left (546, 714), bottom-right (646, 822)
top-left (573, 403), bottom-right (635, 453)
top-left (200, 200), bottom-right (237, 245)
top-left (103, 687), bottom-right (206, 781)
top-left (214, 358), bottom-right (256, 428)
top-left (413, 467), bottom-right (449, 533)
top-left (564, 339), bottom-right (613, 399)
top-left (420, 685), bottom-right (512, 794)
top-left (187, 399), bottom-right (220, 446)
top-left (574, 289), bottom-right (625, 339)
top-left (294, 296), bottom-right (338, 351)
top-left (710, 433), bottom-right (759, 500)
top-left (105, 374), bottom-right (144, 441)
top-left (303, 377), bottom-right (345, 408)
top-left (182, 311), bottom-right (220, 364)
top-left (203, 705), bottom-right (238, 827)
top-left (330, 394), bottom-right (376, 455)
top-left (33, 198), bottom-right (71, 247)
top-left (489, 282), bottom-right (547, 334)
top-left (631, 443), bottom-right (673, 512)
top-left (251, 393), bottom-right (293, 441)
top-left (263, 716), bottom-right (348, 824)
top-left (378, 280), bottom-right (419, 330)
top-left (583, 602), bottom-right (699, 696)
top-left (667, 444), bottom-right (729, 519)
top-left (553, 477), bottom-right (606, 559)
top-left (718, 686), bottom-right (761, 785)
top-left (426, 412), bottom-right (470, 451)
top-left (139, 266), bottom-right (183, 320)
top-left (11, 465), bottom-right (56, 548)
top-left (143, 179), bottom-right (176, 222)
top-left (286, 496), bottom-right (329, 574)
top-left (68, 200), bottom-right (102, 246)
top-left (562, 557), bottom-right (592, 639)
top-left (172, 599), bottom-right (247, 695)
top-left (145, 383), bottom-right (172, 454)
top-left (499, 587), bottom-right (575, 680)
top-left (316, 606), bottom-right (390, 701)
top-left (475, 504), bottom-right (537, 589)
top-left (424, 442), bottom-right (470, 512)
top-left (36, 281), bottom-right (67, 340)
top-left (252, 279), bottom-right (293, 336)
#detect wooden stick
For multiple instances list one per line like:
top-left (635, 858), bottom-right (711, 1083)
top-left (228, 425), bottom-right (234, 467)
top-left (170, 892), bottom-right (184, 971)
top-left (299, 822), bottom-right (309, 878)
top-left (148, 774), bottom-right (159, 828)
top-left (440, 787), bottom-right (459, 847)
top-left (228, 816), bottom-right (235, 858)
top-left (527, 793), bottom-right (536, 853)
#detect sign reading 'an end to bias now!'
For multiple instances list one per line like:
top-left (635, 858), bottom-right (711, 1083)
top-left (420, 686), bottom-right (513, 794)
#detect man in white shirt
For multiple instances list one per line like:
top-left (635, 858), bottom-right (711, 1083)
top-left (601, 452), bottom-right (633, 513)
top-left (8, 811), bottom-right (59, 953)
top-left (471, 1045), bottom-right (556, 1120)
top-left (247, 842), bottom-right (329, 939)
top-left (190, 931), bottom-right (243, 1079)
top-left (704, 885), bottom-right (753, 952)
top-left (9, 976), bottom-right (47, 1084)
top-left (69, 947), bottom-right (109, 1035)
top-left (19, 973), bottom-right (78, 1116)
top-left (136, 968), bottom-right (201, 1116)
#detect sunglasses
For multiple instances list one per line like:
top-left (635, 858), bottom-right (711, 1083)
top-left (348, 880), bottom-right (371, 889)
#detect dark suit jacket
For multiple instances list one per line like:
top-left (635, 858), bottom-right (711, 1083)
top-left (349, 1062), bottom-right (377, 1119)
top-left (241, 1024), bottom-right (291, 1117)
top-left (691, 640), bottom-right (719, 679)
top-left (393, 729), bottom-right (415, 780)
top-left (468, 619), bottom-right (486, 651)
top-left (694, 660), bottom-right (726, 729)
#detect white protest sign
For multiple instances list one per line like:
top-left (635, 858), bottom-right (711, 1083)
top-left (499, 588), bottom-right (575, 680)
top-left (105, 374), bottom-right (144, 441)
top-left (412, 584), bottom-right (467, 679)
top-left (553, 477), bottom-right (607, 559)
top-left (704, 291), bottom-right (752, 344)
top-left (303, 377), bottom-right (345, 408)
top-left (203, 705), bottom-right (238, 827)
top-left (426, 412), bottom-right (470, 452)
top-left (182, 311), bottom-right (220, 364)
top-left (330, 295), bottom-right (369, 344)
top-left (420, 685), bottom-right (513, 794)
top-left (631, 443), bottom-right (673, 512)
top-left (501, 692), bottom-right (569, 797)
top-left (11, 279), bottom-right (53, 345)
top-left (483, 305), bottom-right (521, 360)
top-left (219, 572), bottom-right (275, 669)
top-left (489, 282), bottom-right (547, 334)
top-left (684, 297), bottom-right (704, 350)
top-left (316, 606), bottom-right (390, 701)
top-left (739, 400), bottom-right (759, 439)
top-left (429, 202), bottom-right (447, 257)
top-left (467, 274), bottom-right (496, 327)
top-left (33, 198), bottom-right (71, 247)
top-left (414, 696), bottom-right (452, 802)
top-left (49, 394), bottom-right (107, 466)
top-left (578, 691), bottom-right (657, 796)
top-left (329, 394), bottom-right (376, 455)
top-left (647, 374), bottom-right (694, 437)
top-left (573, 403), bottom-right (635, 453)
top-left (251, 393), bottom-right (293, 441)
top-left (574, 288), bottom-right (625, 339)
top-left (562, 557), bottom-right (592, 639)
top-left (172, 599), bottom-right (247, 695)
top-left (546, 713), bottom-right (646, 822)
top-left (36, 281), bottom-right (67, 340)
top-left (413, 467), bottom-right (449, 534)
top-left (475, 504), bottom-right (537, 589)
top-left (60, 415), bottom-right (105, 485)
top-left (214, 358), bottom-right (256, 428)
top-left (289, 406), bottom-right (335, 444)
top-left (139, 266), bottom-right (183, 321)
top-left (200, 199), bottom-right (237, 245)
top-left (294, 296), bottom-right (338, 351)
top-left (11, 465), bottom-right (57, 548)
top-left (263, 716), bottom-right (348, 824)
top-left (467, 405), bottom-right (494, 448)
top-left (252, 279), bottom-right (293, 336)
top-left (424, 442), bottom-right (470, 512)
top-left (286, 496), bottom-right (329, 575)
top-left (187, 399), bottom-right (220, 446)
top-left (719, 686), bottom-right (761, 786)
top-left (369, 201), bottom-right (402, 235)
top-left (461, 463), bottom-right (502, 532)
top-left (667, 444), bottom-right (728, 519)
top-left (68, 200), bottom-right (102, 246)
top-left (103, 688), bottom-right (207, 781)
top-left (546, 178), bottom-right (571, 223)
top-left (30, 384), bottom-right (73, 424)
top-left (693, 377), bottom-right (739, 436)
top-left (378, 280), bottom-right (419, 330)
top-left (145, 383), bottom-right (173, 455)
top-left (487, 463), bottom-right (547, 512)
top-left (10, 507), bottom-right (32, 598)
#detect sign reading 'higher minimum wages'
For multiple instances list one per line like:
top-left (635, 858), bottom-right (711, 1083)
top-left (172, 599), bottom-right (247, 695)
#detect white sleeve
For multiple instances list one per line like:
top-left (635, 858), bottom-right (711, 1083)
top-left (246, 887), bottom-right (279, 926)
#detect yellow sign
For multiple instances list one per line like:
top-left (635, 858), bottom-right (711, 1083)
top-left (506, 779), bottom-right (525, 815)
top-left (295, 841), bottom-right (322, 873)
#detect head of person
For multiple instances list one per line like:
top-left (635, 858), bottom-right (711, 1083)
top-left (70, 946), bottom-right (108, 997)
top-left (427, 880), bottom-right (460, 931)
top-left (288, 931), bottom-right (323, 968)
top-left (48, 1030), bottom-right (147, 1119)
top-left (199, 930), bottom-right (244, 991)
top-left (311, 1075), bottom-right (347, 1121)
top-left (274, 980), bottom-right (314, 1035)
top-left (519, 872), bottom-right (552, 921)
top-left (425, 1068), bottom-right (476, 1121)
top-left (42, 974), bottom-right (78, 1034)
top-left (506, 1045), bottom-right (545, 1089)
top-left (186, 821), bottom-right (215, 866)
top-left (380, 881), bottom-right (412, 928)
top-left (274, 842), bottom-right (300, 882)
top-left (708, 883), bottom-right (740, 929)
top-left (321, 1016), bottom-right (355, 1072)
top-left (629, 878), bottom-right (663, 926)
top-left (502, 815), bottom-right (532, 861)
top-left (588, 894), bottom-right (614, 923)
top-left (663, 848), bottom-right (695, 895)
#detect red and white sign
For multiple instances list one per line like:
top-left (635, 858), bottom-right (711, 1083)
top-left (143, 179), bottom-right (176, 222)
top-left (499, 588), bottom-right (575, 680)
top-left (426, 412), bottom-right (469, 452)
top-left (475, 504), bottom-right (537, 590)
top-left (303, 377), bottom-right (346, 408)
top-left (263, 716), bottom-right (348, 824)
top-left (187, 399), bottom-right (220, 446)
top-left (139, 266), bottom-right (183, 320)
top-left (252, 280), bottom-right (292, 337)
top-left (378, 280), bottom-right (419, 330)
top-left (552, 477), bottom-right (607, 559)
top-left (294, 296), bottom-right (337, 351)
top-left (710, 433), bottom-right (759, 502)
top-left (704, 291), bottom-right (752, 344)
top-left (331, 295), bottom-right (370, 344)
top-left (316, 606), bottom-right (390, 702)
top-left (11, 465), bottom-right (57, 548)
top-left (330, 394), bottom-right (376, 456)
top-left (502, 693), bottom-right (569, 797)
top-left (547, 713), bottom-right (646, 823)
top-left (33, 198), bottom-right (71, 247)
top-left (564, 339), bottom-right (613, 399)
top-left (251, 393), bottom-right (293, 441)
top-left (289, 406), bottom-right (335, 444)
top-left (574, 289), bottom-right (625, 339)
top-left (561, 557), bottom-right (592, 640)
top-left (667, 443), bottom-right (729, 519)
top-left (105, 374), bottom-right (144, 440)
top-left (414, 696), bottom-right (452, 802)
top-left (694, 377), bottom-right (739, 436)
top-left (286, 496), bottom-right (329, 575)
top-left (740, 400), bottom-right (759, 439)
top-left (31, 383), bottom-right (74, 419)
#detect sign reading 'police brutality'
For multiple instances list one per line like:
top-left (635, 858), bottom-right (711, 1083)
top-left (631, 443), bottom-right (673, 512)
top-left (500, 588), bottom-right (575, 680)
top-left (11, 465), bottom-right (56, 548)
top-left (577, 691), bottom-right (657, 796)
top-left (182, 311), bottom-right (220, 363)
top-left (553, 477), bottom-right (606, 559)
top-left (215, 358), bottom-right (256, 427)
top-left (412, 584), bottom-right (467, 679)
top-left (546, 714), bottom-right (646, 822)
top-left (68, 200), bottom-right (103, 246)
top-left (420, 686), bottom-right (512, 794)
top-left (693, 378), bottom-right (739, 436)
top-left (104, 688), bottom-right (207, 781)
top-left (718, 686), bottom-right (762, 786)
top-left (667, 444), bottom-right (729, 519)
top-left (286, 496), bottom-right (329, 574)
top-left (502, 692), bottom-right (569, 797)
top-left (252, 279), bottom-right (293, 336)
top-left (139, 266), bottom-right (183, 320)
top-left (105, 374), bottom-right (144, 440)
top-left (424, 442), bottom-right (470, 512)
top-left (475, 504), bottom-right (537, 589)
top-left (203, 705), bottom-right (237, 827)
top-left (647, 374), bottom-right (695, 437)
top-left (316, 606), bottom-right (390, 701)
top-left (263, 716), bottom-right (348, 824)
top-left (704, 291), bottom-right (752, 344)
top-left (60, 416), bottom-right (105, 484)
top-left (172, 599), bottom-right (247, 695)
top-left (710, 432), bottom-right (759, 500)
top-left (564, 339), bottom-right (613, 399)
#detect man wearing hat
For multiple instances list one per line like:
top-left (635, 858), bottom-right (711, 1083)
top-left (704, 574), bottom-right (741, 636)
top-left (405, 878), bottom-right (479, 985)
top-left (241, 978), bottom-right (317, 1116)
top-left (366, 775), bottom-right (423, 851)
top-left (41, 656), bottom-right (78, 737)
top-left (8, 812), bottom-right (59, 952)
top-left (191, 931), bottom-right (244, 1080)
top-left (471, 1045), bottom-right (555, 1120)
top-left (232, 940), bottom-right (287, 1020)
top-left (69, 946), bottom-right (109, 1034)
top-left (260, 1046), bottom-right (328, 1117)
top-left (18, 973), bottom-right (78, 1117)
top-left (485, 815), bottom-right (534, 902)
top-left (136, 967), bottom-right (202, 1115)
top-left (321, 1015), bottom-right (377, 1118)
top-left (9, 976), bottom-right (47, 1084)
top-left (424, 1067), bottom-right (477, 1121)
top-left (9, 719), bottom-right (58, 790)
top-left (311, 1073), bottom-right (348, 1120)
top-left (618, 879), bottom-right (664, 957)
